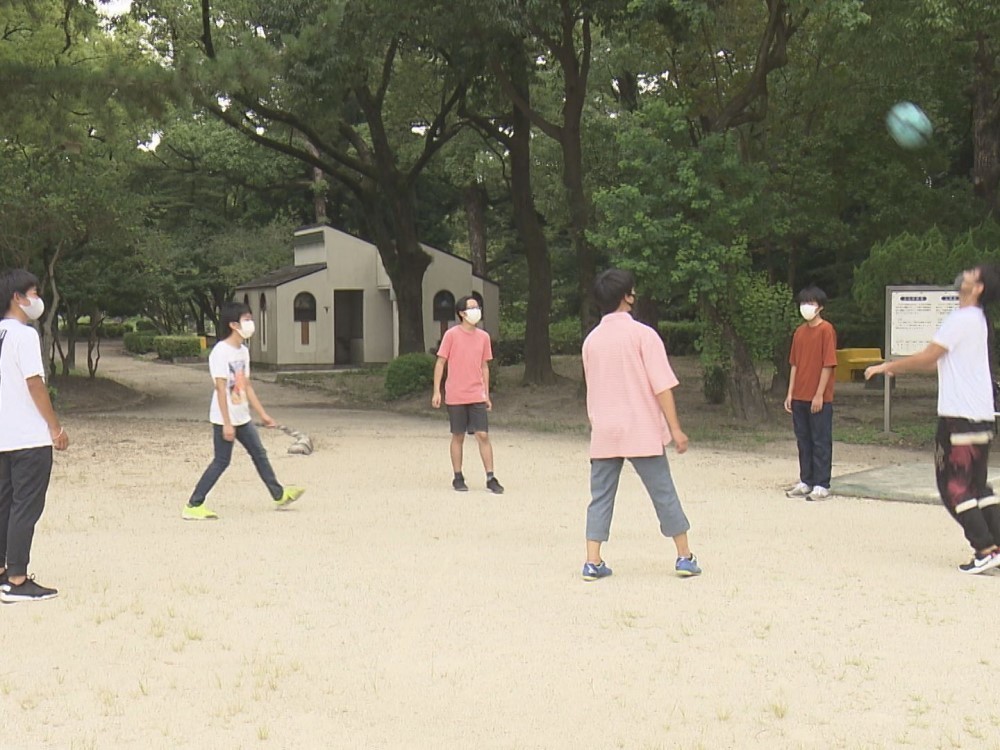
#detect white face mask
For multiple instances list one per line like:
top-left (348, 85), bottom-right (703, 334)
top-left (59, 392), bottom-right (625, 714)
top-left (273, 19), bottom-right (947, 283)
top-left (463, 308), bottom-right (482, 325)
top-left (238, 320), bottom-right (255, 339)
top-left (799, 304), bottom-right (819, 322)
top-left (19, 295), bottom-right (45, 321)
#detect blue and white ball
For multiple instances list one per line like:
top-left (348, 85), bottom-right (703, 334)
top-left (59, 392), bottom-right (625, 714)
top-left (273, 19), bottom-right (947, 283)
top-left (886, 102), bottom-right (933, 149)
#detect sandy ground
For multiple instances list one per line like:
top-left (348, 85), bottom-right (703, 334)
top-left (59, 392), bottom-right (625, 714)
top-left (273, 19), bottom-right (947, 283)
top-left (3, 350), bottom-right (1000, 750)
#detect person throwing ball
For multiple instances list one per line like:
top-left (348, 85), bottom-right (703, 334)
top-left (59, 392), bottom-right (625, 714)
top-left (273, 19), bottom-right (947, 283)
top-left (866, 265), bottom-right (1000, 574)
top-left (580, 269), bottom-right (700, 581)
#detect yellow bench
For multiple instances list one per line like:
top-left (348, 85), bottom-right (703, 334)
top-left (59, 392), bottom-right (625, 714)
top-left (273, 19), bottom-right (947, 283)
top-left (835, 348), bottom-right (883, 383)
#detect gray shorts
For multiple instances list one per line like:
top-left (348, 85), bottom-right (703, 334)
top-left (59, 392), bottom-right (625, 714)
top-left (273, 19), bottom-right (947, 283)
top-left (447, 403), bottom-right (489, 435)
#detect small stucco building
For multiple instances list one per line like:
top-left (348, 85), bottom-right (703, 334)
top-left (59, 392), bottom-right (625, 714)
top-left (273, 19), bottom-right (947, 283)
top-left (234, 225), bottom-right (500, 369)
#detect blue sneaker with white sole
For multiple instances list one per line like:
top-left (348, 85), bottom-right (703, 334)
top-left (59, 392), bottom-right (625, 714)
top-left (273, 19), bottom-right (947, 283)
top-left (581, 561), bottom-right (613, 581)
top-left (675, 554), bottom-right (702, 577)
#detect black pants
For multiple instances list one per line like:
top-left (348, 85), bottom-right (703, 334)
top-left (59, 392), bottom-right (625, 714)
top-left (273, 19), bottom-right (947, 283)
top-left (935, 417), bottom-right (1000, 553)
top-left (189, 423), bottom-right (283, 506)
top-left (791, 400), bottom-right (833, 489)
top-left (0, 446), bottom-right (53, 578)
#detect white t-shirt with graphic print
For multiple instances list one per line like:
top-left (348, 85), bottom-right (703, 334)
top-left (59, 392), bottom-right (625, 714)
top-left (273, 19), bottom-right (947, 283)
top-left (933, 305), bottom-right (996, 422)
top-left (0, 319), bottom-right (52, 451)
top-left (208, 340), bottom-right (252, 426)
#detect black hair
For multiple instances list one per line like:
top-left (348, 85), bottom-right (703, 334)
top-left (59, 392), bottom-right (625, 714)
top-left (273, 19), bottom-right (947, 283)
top-left (971, 264), bottom-right (1000, 411)
top-left (593, 268), bottom-right (636, 316)
top-left (455, 295), bottom-right (479, 317)
top-left (0, 269), bottom-right (40, 313)
top-left (796, 285), bottom-right (828, 307)
top-left (219, 301), bottom-right (251, 335)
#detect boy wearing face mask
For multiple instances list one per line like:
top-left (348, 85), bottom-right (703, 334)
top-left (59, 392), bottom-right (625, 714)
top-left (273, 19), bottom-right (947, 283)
top-left (431, 296), bottom-right (503, 494)
top-left (784, 286), bottom-right (838, 501)
top-left (183, 301), bottom-right (304, 520)
top-left (0, 270), bottom-right (68, 602)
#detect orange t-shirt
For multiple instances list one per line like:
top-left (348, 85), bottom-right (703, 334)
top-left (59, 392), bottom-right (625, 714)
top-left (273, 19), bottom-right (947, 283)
top-left (789, 319), bottom-right (837, 402)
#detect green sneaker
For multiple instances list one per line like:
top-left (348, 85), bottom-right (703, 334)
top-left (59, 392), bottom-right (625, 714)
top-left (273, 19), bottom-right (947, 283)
top-left (182, 504), bottom-right (219, 521)
top-left (275, 486), bottom-right (305, 508)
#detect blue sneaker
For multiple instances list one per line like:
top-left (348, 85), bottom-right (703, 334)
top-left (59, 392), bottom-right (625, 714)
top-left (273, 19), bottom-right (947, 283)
top-left (581, 561), bottom-right (613, 581)
top-left (675, 554), bottom-right (701, 577)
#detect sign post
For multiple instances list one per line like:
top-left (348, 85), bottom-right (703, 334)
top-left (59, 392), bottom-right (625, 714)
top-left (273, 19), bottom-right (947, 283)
top-left (883, 286), bottom-right (958, 433)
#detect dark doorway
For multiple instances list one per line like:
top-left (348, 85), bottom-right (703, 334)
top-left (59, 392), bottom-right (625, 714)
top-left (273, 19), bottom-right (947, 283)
top-left (334, 290), bottom-right (364, 364)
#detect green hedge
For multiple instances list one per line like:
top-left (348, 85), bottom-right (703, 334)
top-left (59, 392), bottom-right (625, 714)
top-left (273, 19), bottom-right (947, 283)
top-left (134, 319), bottom-right (158, 333)
top-left (154, 336), bottom-right (202, 361)
top-left (385, 353), bottom-right (436, 400)
top-left (99, 322), bottom-right (125, 338)
top-left (659, 320), bottom-right (701, 356)
top-left (123, 332), bottom-right (157, 354)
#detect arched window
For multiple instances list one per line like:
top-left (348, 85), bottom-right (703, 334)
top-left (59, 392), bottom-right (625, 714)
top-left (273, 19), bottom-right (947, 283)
top-left (294, 292), bottom-right (317, 322)
top-left (259, 293), bottom-right (268, 349)
top-left (294, 292), bottom-right (317, 346)
top-left (432, 290), bottom-right (456, 322)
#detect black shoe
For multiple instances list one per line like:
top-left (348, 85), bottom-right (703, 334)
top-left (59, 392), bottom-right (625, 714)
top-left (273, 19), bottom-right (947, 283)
top-left (453, 476), bottom-right (469, 492)
top-left (0, 575), bottom-right (58, 603)
top-left (486, 477), bottom-right (505, 494)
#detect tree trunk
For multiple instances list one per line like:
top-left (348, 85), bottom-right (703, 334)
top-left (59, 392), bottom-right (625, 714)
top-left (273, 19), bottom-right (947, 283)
top-left (509, 74), bottom-right (556, 386)
top-left (64, 314), bottom-right (78, 376)
top-left (972, 33), bottom-right (1000, 214)
top-left (561, 124), bottom-right (598, 336)
top-left (705, 301), bottom-right (769, 421)
top-left (464, 182), bottom-right (488, 278)
top-left (304, 138), bottom-right (329, 224)
top-left (87, 307), bottom-right (104, 378)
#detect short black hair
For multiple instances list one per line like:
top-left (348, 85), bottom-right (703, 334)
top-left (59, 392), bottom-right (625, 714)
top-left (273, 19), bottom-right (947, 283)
top-left (593, 268), bottom-right (636, 316)
top-left (455, 295), bottom-right (479, 316)
top-left (220, 301), bottom-right (251, 334)
top-left (0, 269), bottom-right (40, 314)
top-left (796, 285), bottom-right (828, 307)
top-left (976, 264), bottom-right (1000, 307)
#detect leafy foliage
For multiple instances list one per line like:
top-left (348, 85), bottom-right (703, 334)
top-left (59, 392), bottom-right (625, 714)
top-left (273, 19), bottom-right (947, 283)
top-left (385, 353), bottom-right (437, 400)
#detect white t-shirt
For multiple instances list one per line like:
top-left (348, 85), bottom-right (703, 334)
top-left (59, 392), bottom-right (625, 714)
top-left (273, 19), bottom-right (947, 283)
top-left (208, 340), bottom-right (252, 426)
top-left (933, 305), bottom-right (995, 421)
top-left (0, 319), bottom-right (52, 451)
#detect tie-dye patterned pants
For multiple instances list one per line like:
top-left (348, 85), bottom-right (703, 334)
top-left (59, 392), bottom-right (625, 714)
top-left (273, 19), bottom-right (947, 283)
top-left (935, 417), bottom-right (1000, 553)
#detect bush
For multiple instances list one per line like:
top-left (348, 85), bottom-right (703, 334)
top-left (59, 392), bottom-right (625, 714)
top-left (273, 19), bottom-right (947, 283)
top-left (99, 322), bottom-right (125, 339)
top-left (154, 336), bottom-right (202, 361)
top-left (494, 339), bottom-right (525, 366)
top-left (123, 332), bottom-right (157, 354)
top-left (385, 352), bottom-right (436, 400)
top-left (659, 321), bottom-right (701, 355)
top-left (134, 318), bottom-right (158, 333)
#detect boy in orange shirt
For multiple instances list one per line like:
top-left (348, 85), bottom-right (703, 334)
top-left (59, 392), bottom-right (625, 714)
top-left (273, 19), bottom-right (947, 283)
top-left (784, 286), bottom-right (838, 501)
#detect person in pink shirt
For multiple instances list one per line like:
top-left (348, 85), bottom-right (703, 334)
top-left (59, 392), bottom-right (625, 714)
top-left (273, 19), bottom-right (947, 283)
top-left (432, 296), bottom-right (504, 494)
top-left (580, 269), bottom-right (700, 581)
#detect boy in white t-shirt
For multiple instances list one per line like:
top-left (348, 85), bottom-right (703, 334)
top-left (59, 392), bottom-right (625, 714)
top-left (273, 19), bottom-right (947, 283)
top-left (0, 269), bottom-right (69, 603)
top-left (866, 264), bottom-right (1000, 574)
top-left (183, 302), bottom-right (304, 520)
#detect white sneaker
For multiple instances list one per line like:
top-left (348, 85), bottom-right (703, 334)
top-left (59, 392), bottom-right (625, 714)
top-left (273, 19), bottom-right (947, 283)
top-left (806, 486), bottom-right (830, 501)
top-left (785, 482), bottom-right (812, 498)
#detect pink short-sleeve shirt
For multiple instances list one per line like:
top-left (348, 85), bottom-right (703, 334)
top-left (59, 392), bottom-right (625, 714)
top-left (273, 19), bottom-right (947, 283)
top-left (436, 325), bottom-right (493, 405)
top-left (582, 313), bottom-right (679, 459)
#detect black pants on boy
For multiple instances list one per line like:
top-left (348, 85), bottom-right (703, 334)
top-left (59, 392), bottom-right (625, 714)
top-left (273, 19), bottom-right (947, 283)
top-left (791, 400), bottom-right (833, 489)
top-left (0, 446), bottom-right (53, 578)
top-left (935, 417), bottom-right (1000, 553)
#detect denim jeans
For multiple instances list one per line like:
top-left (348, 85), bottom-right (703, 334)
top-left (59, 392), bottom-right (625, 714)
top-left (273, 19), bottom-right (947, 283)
top-left (791, 400), bottom-right (833, 489)
top-left (189, 423), bottom-right (282, 506)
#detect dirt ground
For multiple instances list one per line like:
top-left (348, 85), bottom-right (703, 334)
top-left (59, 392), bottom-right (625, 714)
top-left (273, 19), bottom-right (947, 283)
top-left (3, 347), bottom-right (1000, 749)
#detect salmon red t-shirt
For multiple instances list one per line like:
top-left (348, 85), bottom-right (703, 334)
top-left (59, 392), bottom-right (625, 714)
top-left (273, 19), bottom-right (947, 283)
top-left (788, 319), bottom-right (837, 402)
top-left (437, 325), bottom-right (492, 405)
top-left (582, 312), bottom-right (679, 459)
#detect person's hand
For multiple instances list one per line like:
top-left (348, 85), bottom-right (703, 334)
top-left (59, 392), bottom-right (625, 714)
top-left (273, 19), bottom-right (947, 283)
top-left (673, 429), bottom-right (689, 454)
top-left (485, 397), bottom-right (493, 412)
top-left (865, 363), bottom-right (889, 380)
top-left (223, 425), bottom-right (236, 442)
top-left (783, 396), bottom-right (792, 414)
top-left (810, 395), bottom-right (823, 414)
top-left (431, 392), bottom-right (442, 409)
top-left (51, 426), bottom-right (69, 451)
top-left (260, 414), bottom-right (277, 428)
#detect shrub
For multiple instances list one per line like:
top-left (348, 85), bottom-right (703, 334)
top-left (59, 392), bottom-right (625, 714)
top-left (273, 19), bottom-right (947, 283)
top-left (659, 321), bottom-right (701, 355)
top-left (494, 339), bottom-right (525, 366)
top-left (134, 318), bottom-right (158, 333)
top-left (99, 322), bottom-right (125, 339)
top-left (154, 336), bottom-right (202, 361)
top-left (123, 332), bottom-right (157, 354)
top-left (385, 352), bottom-right (436, 400)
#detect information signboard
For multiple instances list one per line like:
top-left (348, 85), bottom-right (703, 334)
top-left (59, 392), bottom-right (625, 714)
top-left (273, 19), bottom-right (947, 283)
top-left (888, 287), bottom-right (959, 357)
